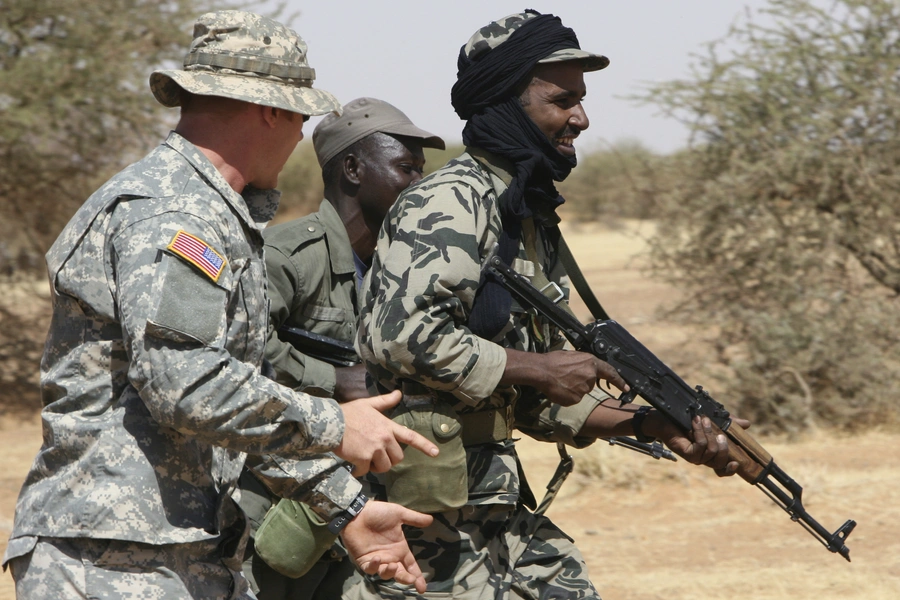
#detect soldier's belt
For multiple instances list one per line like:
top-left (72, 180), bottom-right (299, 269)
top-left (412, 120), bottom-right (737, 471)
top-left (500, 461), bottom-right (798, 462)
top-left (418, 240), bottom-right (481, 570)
top-left (460, 405), bottom-right (514, 446)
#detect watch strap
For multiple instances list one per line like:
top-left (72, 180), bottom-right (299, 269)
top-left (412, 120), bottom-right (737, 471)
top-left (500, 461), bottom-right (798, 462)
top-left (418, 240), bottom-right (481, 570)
top-left (327, 492), bottom-right (368, 535)
top-left (632, 405), bottom-right (656, 444)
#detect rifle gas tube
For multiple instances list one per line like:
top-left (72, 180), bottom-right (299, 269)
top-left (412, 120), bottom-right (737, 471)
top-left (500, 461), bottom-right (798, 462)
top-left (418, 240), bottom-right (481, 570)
top-left (487, 255), bottom-right (856, 561)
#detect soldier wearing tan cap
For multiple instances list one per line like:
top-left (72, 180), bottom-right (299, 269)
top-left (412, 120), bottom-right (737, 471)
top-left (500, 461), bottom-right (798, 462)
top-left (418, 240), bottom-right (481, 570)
top-left (3, 12), bottom-right (438, 598)
top-left (239, 97), bottom-right (444, 599)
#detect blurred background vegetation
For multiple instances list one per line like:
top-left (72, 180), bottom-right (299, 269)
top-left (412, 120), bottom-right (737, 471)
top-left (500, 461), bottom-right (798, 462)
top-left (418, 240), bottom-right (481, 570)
top-left (1, 0), bottom-right (897, 432)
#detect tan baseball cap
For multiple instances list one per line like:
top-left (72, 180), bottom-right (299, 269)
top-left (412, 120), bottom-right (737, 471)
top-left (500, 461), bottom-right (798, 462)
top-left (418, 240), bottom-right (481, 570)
top-left (313, 97), bottom-right (445, 167)
top-left (463, 11), bottom-right (609, 72)
top-left (150, 10), bottom-right (340, 116)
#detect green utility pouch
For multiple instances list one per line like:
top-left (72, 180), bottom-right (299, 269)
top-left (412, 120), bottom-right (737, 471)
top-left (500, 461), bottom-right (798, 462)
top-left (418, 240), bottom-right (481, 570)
top-left (253, 498), bottom-right (338, 579)
top-left (385, 387), bottom-right (468, 513)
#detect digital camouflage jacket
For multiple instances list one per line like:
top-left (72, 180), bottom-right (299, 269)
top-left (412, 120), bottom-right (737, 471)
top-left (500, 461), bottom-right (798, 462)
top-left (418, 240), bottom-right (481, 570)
top-left (4, 133), bottom-right (359, 566)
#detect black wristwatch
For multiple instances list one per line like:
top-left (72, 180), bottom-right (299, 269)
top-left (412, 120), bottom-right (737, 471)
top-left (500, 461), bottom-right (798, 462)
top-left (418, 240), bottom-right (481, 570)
top-left (631, 405), bottom-right (656, 444)
top-left (327, 492), bottom-right (368, 535)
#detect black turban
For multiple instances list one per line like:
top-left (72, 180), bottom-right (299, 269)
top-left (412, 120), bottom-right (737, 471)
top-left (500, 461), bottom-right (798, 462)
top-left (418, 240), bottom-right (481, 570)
top-left (453, 11), bottom-right (583, 341)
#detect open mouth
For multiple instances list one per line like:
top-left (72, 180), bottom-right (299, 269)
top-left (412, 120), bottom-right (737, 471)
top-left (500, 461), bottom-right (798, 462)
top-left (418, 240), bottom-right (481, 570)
top-left (555, 135), bottom-right (577, 155)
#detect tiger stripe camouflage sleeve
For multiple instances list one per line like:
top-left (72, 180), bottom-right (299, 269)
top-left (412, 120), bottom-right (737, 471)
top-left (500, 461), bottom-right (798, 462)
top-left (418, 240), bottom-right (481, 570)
top-left (357, 155), bottom-right (507, 406)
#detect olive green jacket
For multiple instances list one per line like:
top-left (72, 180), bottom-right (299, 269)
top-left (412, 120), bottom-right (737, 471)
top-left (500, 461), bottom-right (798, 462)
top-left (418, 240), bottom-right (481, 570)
top-left (263, 199), bottom-right (359, 396)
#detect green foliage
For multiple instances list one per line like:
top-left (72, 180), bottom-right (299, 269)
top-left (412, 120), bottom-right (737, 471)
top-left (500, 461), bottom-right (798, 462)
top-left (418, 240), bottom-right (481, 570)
top-left (558, 139), bottom-right (665, 220)
top-left (638, 0), bottom-right (900, 431)
top-left (0, 0), bottom-right (241, 269)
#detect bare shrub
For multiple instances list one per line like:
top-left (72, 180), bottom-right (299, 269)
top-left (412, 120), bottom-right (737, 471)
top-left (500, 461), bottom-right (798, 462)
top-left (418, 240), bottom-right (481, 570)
top-left (558, 139), bottom-right (667, 221)
top-left (637, 0), bottom-right (900, 432)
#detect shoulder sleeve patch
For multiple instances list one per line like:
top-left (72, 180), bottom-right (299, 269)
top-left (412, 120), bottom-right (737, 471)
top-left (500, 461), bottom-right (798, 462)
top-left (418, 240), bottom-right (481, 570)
top-left (167, 230), bottom-right (227, 282)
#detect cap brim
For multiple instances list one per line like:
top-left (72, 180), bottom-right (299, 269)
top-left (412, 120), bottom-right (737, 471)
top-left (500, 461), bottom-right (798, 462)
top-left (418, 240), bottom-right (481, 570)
top-left (150, 70), bottom-right (341, 116)
top-left (378, 119), bottom-right (446, 151)
top-left (539, 49), bottom-right (609, 72)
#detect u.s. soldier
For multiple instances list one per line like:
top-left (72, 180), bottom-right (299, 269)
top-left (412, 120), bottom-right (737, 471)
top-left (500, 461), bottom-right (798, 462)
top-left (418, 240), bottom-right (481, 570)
top-left (353, 10), bottom-right (745, 599)
top-left (2, 11), bottom-right (437, 598)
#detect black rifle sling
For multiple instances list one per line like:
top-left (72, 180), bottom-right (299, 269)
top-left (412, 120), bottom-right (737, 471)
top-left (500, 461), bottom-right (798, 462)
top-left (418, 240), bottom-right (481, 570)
top-left (521, 218), bottom-right (577, 516)
top-left (548, 225), bottom-right (611, 321)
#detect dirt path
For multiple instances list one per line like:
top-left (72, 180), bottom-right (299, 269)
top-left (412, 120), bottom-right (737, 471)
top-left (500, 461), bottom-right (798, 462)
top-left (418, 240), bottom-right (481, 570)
top-left (2, 221), bottom-right (898, 599)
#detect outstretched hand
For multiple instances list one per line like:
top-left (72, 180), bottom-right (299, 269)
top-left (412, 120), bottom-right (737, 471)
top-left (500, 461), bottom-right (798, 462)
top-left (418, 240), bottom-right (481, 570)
top-left (336, 390), bottom-right (439, 476)
top-left (342, 500), bottom-right (433, 593)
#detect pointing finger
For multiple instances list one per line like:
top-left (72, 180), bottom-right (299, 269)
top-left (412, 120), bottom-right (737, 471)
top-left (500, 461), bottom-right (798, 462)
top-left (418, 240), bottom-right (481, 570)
top-left (392, 422), bottom-right (439, 457)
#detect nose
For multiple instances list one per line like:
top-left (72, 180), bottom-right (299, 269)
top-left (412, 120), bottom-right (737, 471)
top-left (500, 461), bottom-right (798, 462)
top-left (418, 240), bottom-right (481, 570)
top-left (569, 103), bottom-right (589, 132)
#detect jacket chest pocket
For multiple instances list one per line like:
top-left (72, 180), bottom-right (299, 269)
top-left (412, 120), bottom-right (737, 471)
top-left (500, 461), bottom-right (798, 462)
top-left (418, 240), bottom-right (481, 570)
top-left (226, 257), bottom-right (268, 364)
top-left (299, 304), bottom-right (355, 342)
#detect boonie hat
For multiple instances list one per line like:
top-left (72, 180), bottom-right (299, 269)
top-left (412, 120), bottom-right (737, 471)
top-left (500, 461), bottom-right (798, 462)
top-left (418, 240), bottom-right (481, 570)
top-left (150, 10), bottom-right (340, 116)
top-left (463, 11), bottom-right (609, 71)
top-left (313, 97), bottom-right (446, 168)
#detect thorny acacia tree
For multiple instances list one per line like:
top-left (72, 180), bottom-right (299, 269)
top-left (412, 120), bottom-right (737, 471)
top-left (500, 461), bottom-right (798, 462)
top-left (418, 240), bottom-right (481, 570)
top-left (0, 0), bottom-right (240, 267)
top-left (0, 0), bottom-right (239, 412)
top-left (640, 0), bottom-right (900, 431)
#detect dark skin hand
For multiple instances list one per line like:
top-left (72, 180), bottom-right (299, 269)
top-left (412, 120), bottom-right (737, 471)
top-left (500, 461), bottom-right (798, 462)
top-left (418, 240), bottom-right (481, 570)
top-left (502, 349), bottom-right (629, 407)
top-left (333, 364), bottom-right (370, 403)
top-left (575, 399), bottom-right (752, 476)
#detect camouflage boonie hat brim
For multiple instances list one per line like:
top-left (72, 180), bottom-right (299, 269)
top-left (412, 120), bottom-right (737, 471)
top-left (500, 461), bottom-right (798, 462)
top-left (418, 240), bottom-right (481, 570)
top-left (464, 11), bottom-right (609, 72)
top-left (150, 10), bottom-right (340, 116)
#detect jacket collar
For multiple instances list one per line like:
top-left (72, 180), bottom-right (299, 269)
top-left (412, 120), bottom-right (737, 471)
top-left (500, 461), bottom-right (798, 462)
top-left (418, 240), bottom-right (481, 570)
top-left (164, 131), bottom-right (281, 231)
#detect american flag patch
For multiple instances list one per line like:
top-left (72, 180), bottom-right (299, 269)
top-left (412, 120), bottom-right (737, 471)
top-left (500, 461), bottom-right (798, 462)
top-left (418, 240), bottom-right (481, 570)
top-left (167, 230), bottom-right (227, 282)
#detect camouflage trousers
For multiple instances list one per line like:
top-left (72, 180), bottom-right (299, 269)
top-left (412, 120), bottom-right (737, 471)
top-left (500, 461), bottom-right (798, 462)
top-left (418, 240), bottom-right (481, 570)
top-left (343, 503), bottom-right (600, 600)
top-left (7, 530), bottom-right (252, 600)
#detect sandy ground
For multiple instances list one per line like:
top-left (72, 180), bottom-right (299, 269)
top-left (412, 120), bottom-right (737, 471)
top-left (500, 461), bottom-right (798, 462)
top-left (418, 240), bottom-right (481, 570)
top-left (1, 220), bottom-right (898, 599)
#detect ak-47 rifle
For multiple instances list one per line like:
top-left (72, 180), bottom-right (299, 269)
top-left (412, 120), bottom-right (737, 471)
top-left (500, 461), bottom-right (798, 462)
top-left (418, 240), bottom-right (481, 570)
top-left (486, 255), bottom-right (856, 561)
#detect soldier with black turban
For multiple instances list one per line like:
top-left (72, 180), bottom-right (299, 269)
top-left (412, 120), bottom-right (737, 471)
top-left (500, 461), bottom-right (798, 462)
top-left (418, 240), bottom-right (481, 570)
top-left (353, 10), bottom-right (746, 599)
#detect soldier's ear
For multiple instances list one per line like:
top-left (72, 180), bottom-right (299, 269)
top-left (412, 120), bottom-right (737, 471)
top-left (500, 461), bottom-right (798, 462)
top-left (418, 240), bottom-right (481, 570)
top-left (343, 154), bottom-right (362, 186)
top-left (260, 105), bottom-right (280, 128)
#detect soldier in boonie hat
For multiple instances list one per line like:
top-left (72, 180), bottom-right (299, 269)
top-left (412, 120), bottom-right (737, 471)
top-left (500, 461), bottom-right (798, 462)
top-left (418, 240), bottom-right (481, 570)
top-left (150, 10), bottom-right (340, 116)
top-left (3, 8), bottom-right (441, 598)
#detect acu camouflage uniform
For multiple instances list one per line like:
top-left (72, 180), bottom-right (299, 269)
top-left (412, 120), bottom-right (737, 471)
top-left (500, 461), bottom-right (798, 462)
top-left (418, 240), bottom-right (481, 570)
top-left (3, 132), bottom-right (361, 598)
top-left (240, 198), bottom-right (361, 599)
top-left (352, 148), bottom-right (605, 600)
